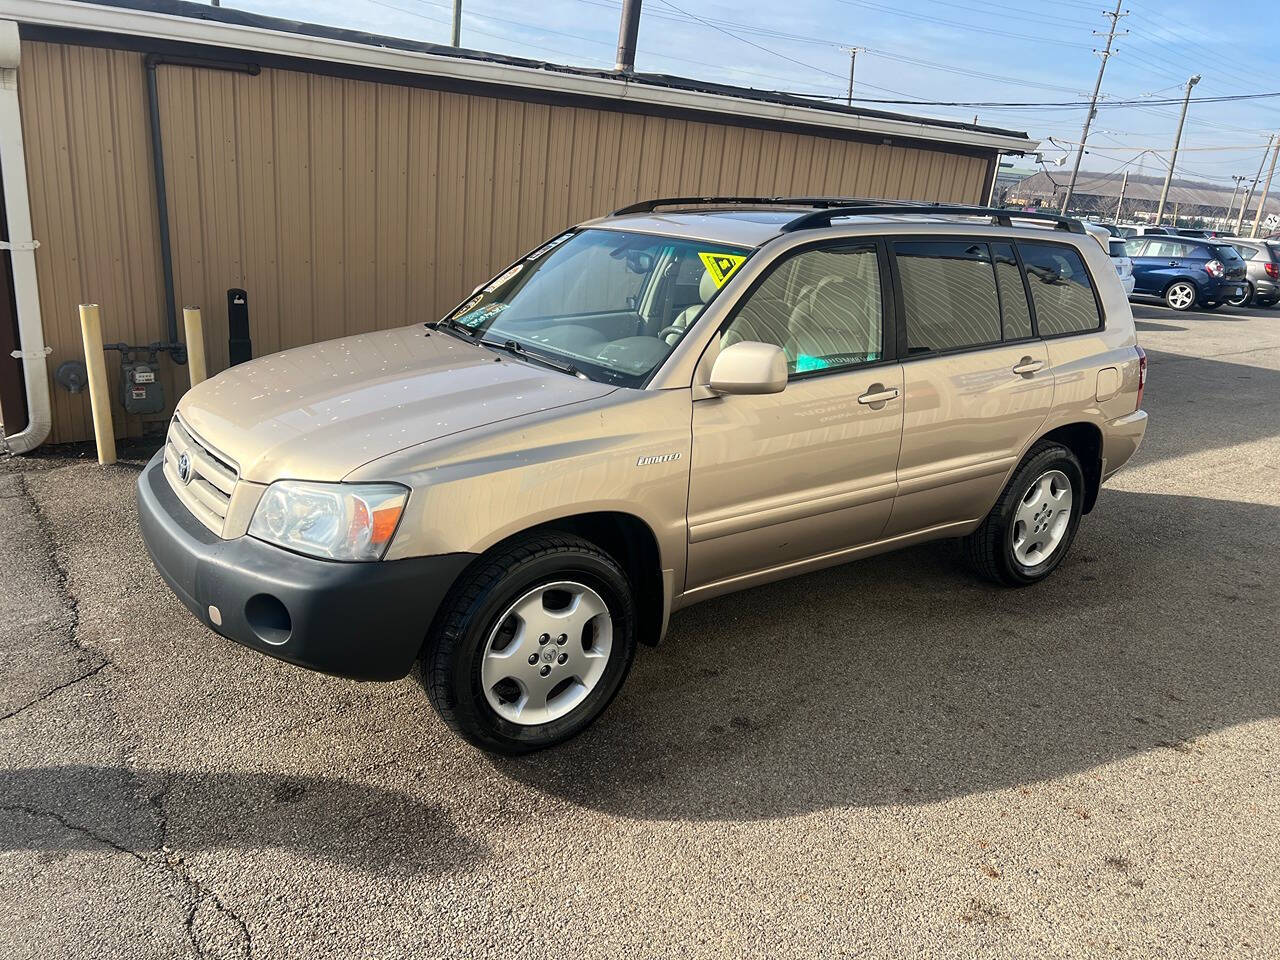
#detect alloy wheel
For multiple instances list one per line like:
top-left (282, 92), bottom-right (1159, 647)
top-left (1166, 282), bottom-right (1195, 310)
top-left (1012, 470), bottom-right (1073, 568)
top-left (480, 581), bottom-right (613, 725)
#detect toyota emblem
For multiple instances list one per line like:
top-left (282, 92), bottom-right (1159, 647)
top-left (176, 452), bottom-right (192, 484)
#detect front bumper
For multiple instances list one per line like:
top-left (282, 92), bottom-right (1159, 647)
top-left (136, 452), bottom-right (473, 680)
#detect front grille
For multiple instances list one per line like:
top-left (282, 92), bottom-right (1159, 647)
top-left (162, 414), bottom-right (239, 535)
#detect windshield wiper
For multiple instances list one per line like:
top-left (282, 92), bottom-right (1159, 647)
top-left (434, 316), bottom-right (479, 341)
top-left (480, 337), bottom-right (581, 377)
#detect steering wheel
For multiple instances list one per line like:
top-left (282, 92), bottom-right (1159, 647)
top-left (656, 324), bottom-right (685, 341)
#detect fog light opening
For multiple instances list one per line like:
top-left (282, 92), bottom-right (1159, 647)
top-left (245, 593), bottom-right (291, 646)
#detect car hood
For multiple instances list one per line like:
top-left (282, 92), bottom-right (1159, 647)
top-left (177, 325), bottom-right (615, 483)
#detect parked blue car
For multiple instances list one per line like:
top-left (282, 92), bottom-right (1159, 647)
top-left (1125, 236), bottom-right (1249, 311)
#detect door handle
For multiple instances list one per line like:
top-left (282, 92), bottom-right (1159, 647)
top-left (1168, 260), bottom-right (1180, 266)
top-left (857, 385), bottom-right (899, 405)
top-left (1012, 357), bottom-right (1044, 376)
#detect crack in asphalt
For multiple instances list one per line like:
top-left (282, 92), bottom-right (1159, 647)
top-left (10, 470), bottom-right (254, 960)
top-left (0, 661), bottom-right (112, 722)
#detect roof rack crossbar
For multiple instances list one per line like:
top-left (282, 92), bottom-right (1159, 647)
top-left (780, 204), bottom-right (1087, 234)
top-left (610, 195), bottom-right (910, 217)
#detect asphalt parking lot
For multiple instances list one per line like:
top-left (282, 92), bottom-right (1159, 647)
top-left (2, 299), bottom-right (1278, 959)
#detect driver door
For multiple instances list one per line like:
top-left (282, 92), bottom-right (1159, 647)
top-left (685, 242), bottom-right (903, 591)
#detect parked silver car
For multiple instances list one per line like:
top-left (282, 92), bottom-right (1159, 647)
top-left (1222, 238), bottom-right (1279, 307)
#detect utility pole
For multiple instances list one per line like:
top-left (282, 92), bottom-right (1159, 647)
top-left (1249, 134), bottom-right (1280, 238)
top-left (451, 0), bottom-right (462, 47)
top-left (1114, 169), bottom-right (1129, 222)
top-left (1155, 73), bottom-right (1200, 225)
top-left (614, 0), bottom-right (642, 72)
top-left (844, 47), bottom-right (859, 106)
top-left (1061, 0), bottom-right (1127, 214)
top-left (1228, 174), bottom-right (1246, 227)
top-left (1236, 134), bottom-right (1274, 235)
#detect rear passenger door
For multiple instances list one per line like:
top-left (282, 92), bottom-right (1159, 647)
top-left (1133, 238), bottom-right (1194, 294)
top-left (883, 239), bottom-right (1053, 537)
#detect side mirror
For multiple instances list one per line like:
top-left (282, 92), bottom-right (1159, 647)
top-left (708, 341), bottom-right (787, 395)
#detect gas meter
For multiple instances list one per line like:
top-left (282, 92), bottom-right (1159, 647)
top-left (118, 350), bottom-right (166, 415)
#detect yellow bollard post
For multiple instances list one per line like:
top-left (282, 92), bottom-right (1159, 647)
top-left (78, 303), bottom-right (116, 466)
top-left (182, 306), bottom-right (207, 388)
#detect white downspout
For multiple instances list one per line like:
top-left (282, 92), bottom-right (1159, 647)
top-left (0, 20), bottom-right (51, 455)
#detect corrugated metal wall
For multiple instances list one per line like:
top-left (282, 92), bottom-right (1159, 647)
top-left (18, 39), bottom-right (993, 444)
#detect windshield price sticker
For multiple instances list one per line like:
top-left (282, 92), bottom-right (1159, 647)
top-left (698, 252), bottom-right (747, 288)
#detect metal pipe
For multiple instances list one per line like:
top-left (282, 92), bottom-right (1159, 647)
top-left (182, 306), bottom-right (207, 387)
top-left (78, 304), bottom-right (115, 466)
top-left (144, 54), bottom-right (259, 353)
top-left (845, 48), bottom-right (857, 106)
top-left (0, 22), bottom-right (51, 455)
top-left (1155, 74), bottom-right (1199, 225)
top-left (144, 55), bottom-right (179, 347)
top-left (1248, 135), bottom-right (1279, 239)
top-left (1114, 169), bottom-right (1128, 222)
top-left (451, 0), bottom-right (461, 47)
top-left (615, 0), bottom-right (642, 73)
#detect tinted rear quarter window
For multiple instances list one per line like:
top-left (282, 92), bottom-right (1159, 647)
top-left (1018, 241), bottom-right (1102, 336)
top-left (895, 240), bottom-right (1002, 353)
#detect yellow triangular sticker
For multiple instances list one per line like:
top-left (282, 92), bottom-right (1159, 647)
top-left (698, 251), bottom-right (747, 288)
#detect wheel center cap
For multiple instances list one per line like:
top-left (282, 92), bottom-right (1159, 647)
top-left (541, 648), bottom-right (557, 663)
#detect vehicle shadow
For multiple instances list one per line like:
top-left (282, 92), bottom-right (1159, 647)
top-left (0, 764), bottom-right (484, 873)
top-left (493, 490), bottom-right (1278, 820)
top-left (1134, 320), bottom-right (1186, 333)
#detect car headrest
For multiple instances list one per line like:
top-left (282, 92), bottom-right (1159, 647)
top-left (699, 269), bottom-right (718, 303)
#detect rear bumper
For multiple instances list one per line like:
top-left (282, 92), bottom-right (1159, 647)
top-left (1102, 409), bottom-right (1148, 481)
top-left (136, 452), bottom-right (473, 680)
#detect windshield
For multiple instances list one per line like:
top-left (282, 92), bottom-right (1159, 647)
top-left (1211, 244), bottom-right (1245, 263)
top-left (441, 229), bottom-right (752, 387)
top-left (1108, 239), bottom-right (1129, 257)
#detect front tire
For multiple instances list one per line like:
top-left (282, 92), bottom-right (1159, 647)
top-left (420, 533), bottom-right (638, 754)
top-left (1164, 280), bottom-right (1198, 311)
top-left (964, 441), bottom-right (1084, 587)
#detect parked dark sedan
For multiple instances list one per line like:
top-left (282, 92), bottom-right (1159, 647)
top-left (1126, 236), bottom-right (1249, 310)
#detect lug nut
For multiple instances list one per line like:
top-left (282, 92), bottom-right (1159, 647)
top-left (528, 654), bottom-right (539, 665)
top-left (539, 665), bottom-right (551, 677)
top-left (538, 633), bottom-right (550, 645)
top-left (557, 652), bottom-right (568, 664)
top-left (556, 634), bottom-right (567, 646)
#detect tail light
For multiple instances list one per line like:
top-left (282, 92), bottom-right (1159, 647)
top-left (1266, 262), bottom-right (1278, 280)
top-left (1205, 259), bottom-right (1224, 278)
top-left (1135, 346), bottom-right (1147, 410)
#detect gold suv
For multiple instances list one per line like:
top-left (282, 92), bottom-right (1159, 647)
top-left (137, 198), bottom-right (1149, 753)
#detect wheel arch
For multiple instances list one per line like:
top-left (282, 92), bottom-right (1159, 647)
top-left (457, 511), bottom-right (667, 648)
top-left (1037, 421), bottom-right (1103, 514)
top-left (1161, 276), bottom-right (1202, 298)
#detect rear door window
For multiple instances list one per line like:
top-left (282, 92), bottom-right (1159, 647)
top-left (1018, 242), bottom-right (1102, 336)
top-left (894, 240), bottom-right (1002, 353)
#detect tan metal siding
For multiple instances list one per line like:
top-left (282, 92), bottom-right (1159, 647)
top-left (19, 40), bottom-right (992, 444)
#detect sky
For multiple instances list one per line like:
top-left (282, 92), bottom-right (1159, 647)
top-left (238, 0), bottom-right (1280, 191)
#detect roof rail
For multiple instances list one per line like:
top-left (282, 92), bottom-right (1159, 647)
top-left (780, 203), bottom-right (1088, 234)
top-left (610, 195), bottom-right (903, 216)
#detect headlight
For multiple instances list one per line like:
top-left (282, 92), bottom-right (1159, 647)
top-left (249, 481), bottom-right (408, 561)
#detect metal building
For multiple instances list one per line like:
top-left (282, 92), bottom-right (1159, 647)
top-left (0, 0), bottom-right (1036, 448)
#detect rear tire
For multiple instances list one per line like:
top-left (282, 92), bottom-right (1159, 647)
top-left (419, 533), bottom-right (638, 754)
top-left (1164, 281), bottom-right (1197, 311)
top-left (964, 441), bottom-right (1085, 587)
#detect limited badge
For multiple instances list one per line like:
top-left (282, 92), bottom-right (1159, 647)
top-left (698, 251), bottom-right (747, 288)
